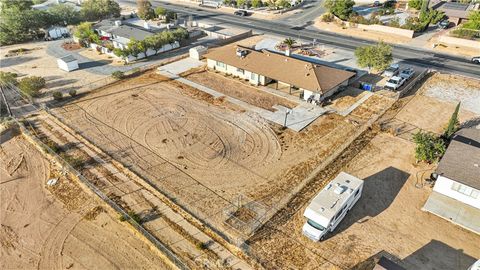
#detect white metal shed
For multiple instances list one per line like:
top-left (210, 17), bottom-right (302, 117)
top-left (57, 55), bottom-right (79, 72)
top-left (189, 46), bottom-right (208, 60)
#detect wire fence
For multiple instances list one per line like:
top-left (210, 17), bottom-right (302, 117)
top-left (2, 83), bottom-right (189, 270)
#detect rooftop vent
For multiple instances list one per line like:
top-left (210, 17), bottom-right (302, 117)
top-left (236, 48), bottom-right (248, 58)
top-left (334, 185), bottom-right (347, 195)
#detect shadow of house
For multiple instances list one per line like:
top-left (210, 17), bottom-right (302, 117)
top-left (326, 166), bottom-right (410, 238)
top-left (352, 240), bottom-right (476, 270)
top-left (402, 240), bottom-right (477, 270)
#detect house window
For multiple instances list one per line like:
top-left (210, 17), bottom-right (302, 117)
top-left (451, 182), bottom-right (479, 198)
top-left (237, 68), bottom-right (244, 74)
top-left (216, 61), bottom-right (225, 68)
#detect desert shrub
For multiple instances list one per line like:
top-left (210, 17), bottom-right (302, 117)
top-left (413, 131), bottom-right (446, 163)
top-left (388, 17), bottom-right (401, 28)
top-left (44, 139), bottom-right (61, 153)
top-left (18, 76), bottom-right (45, 97)
top-left (322, 13), bottom-right (334, 22)
top-left (450, 28), bottom-right (479, 40)
top-left (59, 153), bottom-right (84, 169)
top-left (0, 71), bottom-right (18, 85)
top-left (68, 89), bottom-right (77, 97)
top-left (52, 91), bottom-right (63, 100)
top-left (127, 211), bottom-right (142, 223)
top-left (112, 71), bottom-right (125, 79)
top-left (195, 242), bottom-right (208, 250)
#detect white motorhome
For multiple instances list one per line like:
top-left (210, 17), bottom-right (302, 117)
top-left (303, 172), bottom-right (364, 241)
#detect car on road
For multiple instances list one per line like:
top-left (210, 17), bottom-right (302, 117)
top-left (234, 10), bottom-right (248, 16)
top-left (382, 63), bottom-right (400, 77)
top-left (399, 68), bottom-right (415, 80)
top-left (472, 56), bottom-right (480, 64)
top-left (385, 76), bottom-right (406, 91)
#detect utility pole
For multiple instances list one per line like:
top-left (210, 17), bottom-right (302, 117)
top-left (283, 109), bottom-right (291, 128)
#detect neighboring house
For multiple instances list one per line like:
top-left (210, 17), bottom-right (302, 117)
top-left (91, 18), bottom-right (181, 62)
top-left (423, 126), bottom-right (480, 234)
top-left (205, 44), bottom-right (355, 102)
top-left (432, 1), bottom-right (479, 25)
top-left (57, 55), bottom-right (79, 72)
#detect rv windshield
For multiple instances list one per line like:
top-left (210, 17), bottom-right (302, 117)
top-left (307, 219), bottom-right (325, 231)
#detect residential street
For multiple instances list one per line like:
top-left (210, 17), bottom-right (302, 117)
top-left (117, 0), bottom-right (480, 78)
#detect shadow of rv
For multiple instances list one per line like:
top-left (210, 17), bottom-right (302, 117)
top-left (325, 166), bottom-right (410, 239)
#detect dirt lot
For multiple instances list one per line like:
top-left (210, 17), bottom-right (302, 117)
top-left (0, 131), bottom-right (172, 270)
top-left (395, 73), bottom-right (480, 134)
top-left (248, 133), bottom-right (480, 270)
top-left (246, 73), bottom-right (480, 269)
top-left (0, 42), bottom-right (111, 98)
top-left (183, 68), bottom-right (297, 111)
top-left (49, 71), bottom-right (394, 239)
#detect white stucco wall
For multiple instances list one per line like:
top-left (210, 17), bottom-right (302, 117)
top-left (433, 175), bottom-right (480, 209)
top-left (207, 59), bottom-right (262, 85)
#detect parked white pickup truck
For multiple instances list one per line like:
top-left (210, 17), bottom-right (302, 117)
top-left (385, 76), bottom-right (406, 91)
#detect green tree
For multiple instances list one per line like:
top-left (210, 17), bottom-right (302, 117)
top-left (0, 7), bottom-right (51, 45)
top-left (48, 4), bottom-right (81, 25)
top-left (282, 37), bottom-right (296, 49)
top-left (155, 6), bottom-right (167, 16)
top-left (0, 0), bottom-right (33, 11)
top-left (324, 0), bottom-right (355, 20)
top-left (443, 102), bottom-right (461, 140)
top-left (408, 0), bottom-right (421, 10)
top-left (137, 0), bottom-right (155, 20)
top-left (80, 0), bottom-right (120, 21)
top-left (251, 0), bottom-right (262, 8)
top-left (236, 0), bottom-right (246, 7)
top-left (276, 0), bottom-right (290, 8)
top-left (413, 131), bottom-right (446, 163)
top-left (113, 48), bottom-right (130, 64)
top-left (18, 76), bottom-right (45, 97)
top-left (127, 38), bottom-right (142, 58)
top-left (355, 42), bottom-right (393, 72)
top-left (172, 28), bottom-right (189, 41)
top-left (463, 11), bottom-right (480, 30)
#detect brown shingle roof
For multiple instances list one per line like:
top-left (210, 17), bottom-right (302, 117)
top-left (436, 127), bottom-right (480, 190)
top-left (205, 44), bottom-right (355, 94)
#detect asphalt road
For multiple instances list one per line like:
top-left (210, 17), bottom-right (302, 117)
top-left (118, 0), bottom-right (480, 78)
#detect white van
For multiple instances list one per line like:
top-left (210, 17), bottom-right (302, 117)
top-left (303, 172), bottom-right (363, 241)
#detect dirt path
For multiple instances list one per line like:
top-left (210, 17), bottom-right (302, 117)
top-left (0, 130), bottom-right (173, 270)
top-left (25, 113), bottom-right (254, 269)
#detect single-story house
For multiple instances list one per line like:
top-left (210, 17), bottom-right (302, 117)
top-left (422, 126), bottom-right (480, 234)
top-left (205, 44), bottom-right (355, 101)
top-left (432, 1), bottom-right (479, 25)
top-left (91, 19), bottom-right (181, 62)
top-left (57, 55), bottom-right (79, 72)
